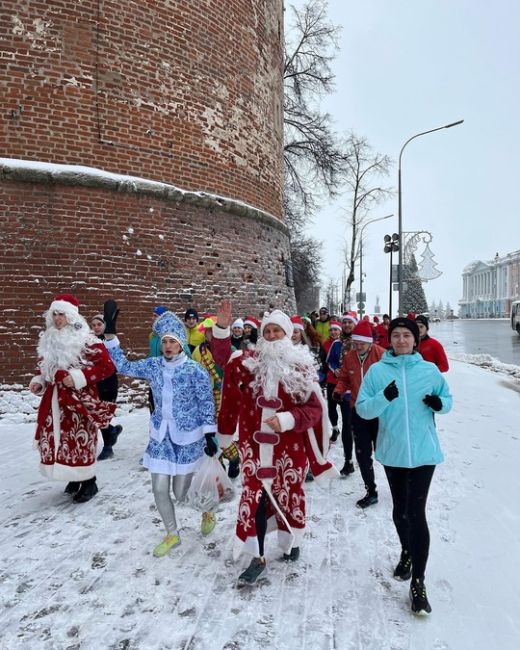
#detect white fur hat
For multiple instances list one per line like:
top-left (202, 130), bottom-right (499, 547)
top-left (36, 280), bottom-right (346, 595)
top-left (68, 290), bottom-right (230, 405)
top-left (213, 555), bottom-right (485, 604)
top-left (232, 318), bottom-right (244, 330)
top-left (260, 310), bottom-right (293, 337)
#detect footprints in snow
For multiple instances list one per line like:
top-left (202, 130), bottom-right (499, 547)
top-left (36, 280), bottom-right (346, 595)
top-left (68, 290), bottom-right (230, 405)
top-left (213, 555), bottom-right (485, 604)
top-left (91, 552), bottom-right (107, 569)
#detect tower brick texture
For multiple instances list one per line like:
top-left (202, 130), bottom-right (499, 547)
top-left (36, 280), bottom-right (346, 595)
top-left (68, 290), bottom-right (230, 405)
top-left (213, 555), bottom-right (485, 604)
top-left (0, 0), bottom-right (293, 385)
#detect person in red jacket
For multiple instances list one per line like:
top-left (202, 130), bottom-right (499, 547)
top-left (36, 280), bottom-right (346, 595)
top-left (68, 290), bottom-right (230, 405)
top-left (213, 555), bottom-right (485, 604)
top-left (415, 315), bottom-right (449, 373)
top-left (29, 294), bottom-right (117, 503)
top-left (333, 320), bottom-right (385, 508)
top-left (214, 306), bottom-right (338, 585)
top-left (375, 314), bottom-right (391, 348)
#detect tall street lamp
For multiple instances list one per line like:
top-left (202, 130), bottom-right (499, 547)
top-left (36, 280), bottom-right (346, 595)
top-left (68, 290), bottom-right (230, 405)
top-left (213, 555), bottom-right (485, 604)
top-left (397, 119), bottom-right (464, 315)
top-left (384, 232), bottom-right (400, 318)
top-left (358, 214), bottom-right (393, 318)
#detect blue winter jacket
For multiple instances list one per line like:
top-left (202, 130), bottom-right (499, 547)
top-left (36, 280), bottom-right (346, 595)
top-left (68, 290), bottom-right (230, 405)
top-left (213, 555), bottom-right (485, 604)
top-left (356, 350), bottom-right (452, 468)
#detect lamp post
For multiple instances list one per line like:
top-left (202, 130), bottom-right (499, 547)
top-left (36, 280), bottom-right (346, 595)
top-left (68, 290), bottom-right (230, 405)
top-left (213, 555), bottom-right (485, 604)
top-left (384, 233), bottom-right (400, 318)
top-left (397, 119), bottom-right (464, 315)
top-left (358, 214), bottom-right (393, 318)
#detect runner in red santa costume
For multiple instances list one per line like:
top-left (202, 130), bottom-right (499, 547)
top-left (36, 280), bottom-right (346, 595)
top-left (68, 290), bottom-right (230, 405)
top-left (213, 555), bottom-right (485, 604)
top-left (213, 303), bottom-right (339, 584)
top-left (29, 294), bottom-right (116, 503)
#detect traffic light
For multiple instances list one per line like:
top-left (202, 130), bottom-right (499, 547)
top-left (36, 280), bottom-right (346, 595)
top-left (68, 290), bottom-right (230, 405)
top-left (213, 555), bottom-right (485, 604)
top-left (384, 233), bottom-right (399, 253)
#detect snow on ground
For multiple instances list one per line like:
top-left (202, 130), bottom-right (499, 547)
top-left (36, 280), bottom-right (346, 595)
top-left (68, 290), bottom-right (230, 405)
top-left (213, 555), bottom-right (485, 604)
top-left (1, 358), bottom-right (519, 650)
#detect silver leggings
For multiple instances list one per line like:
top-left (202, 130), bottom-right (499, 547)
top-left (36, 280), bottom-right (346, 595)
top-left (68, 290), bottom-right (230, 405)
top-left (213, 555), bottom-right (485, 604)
top-left (151, 473), bottom-right (194, 534)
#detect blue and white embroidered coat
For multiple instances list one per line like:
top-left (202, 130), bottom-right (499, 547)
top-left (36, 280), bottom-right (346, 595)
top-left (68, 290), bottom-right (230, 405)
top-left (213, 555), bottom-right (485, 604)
top-left (106, 337), bottom-right (216, 475)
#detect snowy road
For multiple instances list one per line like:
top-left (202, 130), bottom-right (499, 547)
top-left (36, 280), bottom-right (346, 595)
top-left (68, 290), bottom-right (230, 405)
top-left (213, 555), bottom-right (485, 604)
top-left (1, 359), bottom-right (519, 649)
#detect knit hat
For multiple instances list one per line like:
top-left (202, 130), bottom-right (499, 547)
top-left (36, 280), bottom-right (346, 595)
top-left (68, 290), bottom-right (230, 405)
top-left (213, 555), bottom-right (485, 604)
top-left (319, 306), bottom-right (329, 314)
top-left (91, 313), bottom-right (105, 324)
top-left (290, 315), bottom-right (305, 331)
top-left (329, 320), bottom-right (342, 331)
top-left (154, 305), bottom-right (167, 316)
top-left (184, 308), bottom-right (198, 320)
top-left (232, 318), bottom-right (244, 330)
top-left (244, 316), bottom-right (260, 329)
top-left (260, 310), bottom-right (293, 337)
top-left (388, 317), bottom-right (420, 346)
top-left (373, 315), bottom-right (380, 323)
top-left (415, 314), bottom-right (429, 330)
top-left (154, 311), bottom-right (187, 346)
top-left (342, 312), bottom-right (358, 325)
top-left (49, 294), bottom-right (80, 315)
top-left (352, 320), bottom-right (374, 343)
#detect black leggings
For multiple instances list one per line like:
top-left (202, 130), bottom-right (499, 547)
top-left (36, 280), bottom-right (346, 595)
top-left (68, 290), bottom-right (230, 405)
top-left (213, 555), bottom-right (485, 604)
top-left (351, 408), bottom-right (378, 494)
top-left (383, 465), bottom-right (435, 581)
top-left (326, 383), bottom-right (353, 461)
top-left (255, 491), bottom-right (268, 556)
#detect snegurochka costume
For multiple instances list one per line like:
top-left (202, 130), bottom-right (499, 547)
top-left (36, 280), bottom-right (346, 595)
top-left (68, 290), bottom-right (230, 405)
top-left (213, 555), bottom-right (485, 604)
top-left (105, 310), bottom-right (217, 555)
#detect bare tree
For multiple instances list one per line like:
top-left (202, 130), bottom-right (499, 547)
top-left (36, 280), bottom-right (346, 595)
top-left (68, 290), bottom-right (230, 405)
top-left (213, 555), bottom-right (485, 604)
top-left (341, 134), bottom-right (393, 308)
top-left (283, 0), bottom-right (344, 230)
top-left (291, 234), bottom-right (323, 312)
top-left (283, 1), bottom-right (349, 310)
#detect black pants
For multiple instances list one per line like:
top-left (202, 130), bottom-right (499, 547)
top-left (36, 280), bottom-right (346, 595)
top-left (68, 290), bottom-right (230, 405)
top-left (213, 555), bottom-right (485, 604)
top-left (326, 383), bottom-right (353, 462)
top-left (384, 465), bottom-right (435, 581)
top-left (98, 388), bottom-right (118, 447)
top-left (351, 408), bottom-right (378, 494)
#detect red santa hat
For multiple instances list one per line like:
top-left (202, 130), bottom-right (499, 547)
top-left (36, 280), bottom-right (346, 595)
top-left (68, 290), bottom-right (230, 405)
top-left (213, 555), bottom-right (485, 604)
top-left (352, 320), bottom-right (374, 343)
top-left (373, 315), bottom-right (380, 323)
top-left (290, 315), bottom-right (305, 331)
top-left (244, 316), bottom-right (260, 329)
top-left (342, 311), bottom-right (358, 325)
top-left (260, 310), bottom-right (293, 337)
top-left (49, 294), bottom-right (80, 315)
top-left (329, 320), bottom-right (342, 331)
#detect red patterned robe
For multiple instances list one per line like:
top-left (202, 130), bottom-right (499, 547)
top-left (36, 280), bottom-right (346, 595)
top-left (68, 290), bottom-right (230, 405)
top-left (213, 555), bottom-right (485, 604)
top-left (31, 343), bottom-right (116, 481)
top-left (217, 346), bottom-right (338, 559)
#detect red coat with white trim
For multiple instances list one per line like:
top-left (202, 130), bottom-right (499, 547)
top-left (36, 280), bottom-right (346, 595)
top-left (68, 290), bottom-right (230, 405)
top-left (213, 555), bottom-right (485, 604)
top-left (217, 346), bottom-right (338, 558)
top-left (31, 343), bottom-right (116, 482)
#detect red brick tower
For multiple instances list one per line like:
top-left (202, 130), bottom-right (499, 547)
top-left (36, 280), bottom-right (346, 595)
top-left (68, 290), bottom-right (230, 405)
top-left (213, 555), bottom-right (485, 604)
top-left (0, 1), bottom-right (292, 384)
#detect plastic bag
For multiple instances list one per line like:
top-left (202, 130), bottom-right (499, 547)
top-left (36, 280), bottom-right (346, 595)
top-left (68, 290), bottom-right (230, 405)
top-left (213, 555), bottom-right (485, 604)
top-left (186, 455), bottom-right (235, 512)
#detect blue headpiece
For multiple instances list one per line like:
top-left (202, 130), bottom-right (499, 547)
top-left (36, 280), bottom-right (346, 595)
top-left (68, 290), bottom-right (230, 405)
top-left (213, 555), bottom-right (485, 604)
top-left (153, 311), bottom-right (187, 346)
top-left (154, 305), bottom-right (167, 316)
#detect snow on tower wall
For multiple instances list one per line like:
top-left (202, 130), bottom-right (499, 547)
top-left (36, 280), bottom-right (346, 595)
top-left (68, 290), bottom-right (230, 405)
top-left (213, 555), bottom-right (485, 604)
top-left (0, 1), bottom-right (291, 384)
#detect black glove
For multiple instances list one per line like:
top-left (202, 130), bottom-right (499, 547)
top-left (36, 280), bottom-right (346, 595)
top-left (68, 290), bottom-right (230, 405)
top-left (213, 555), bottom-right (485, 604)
top-left (332, 391), bottom-right (342, 403)
top-left (103, 300), bottom-right (120, 335)
top-left (423, 394), bottom-right (442, 411)
top-left (204, 433), bottom-right (218, 457)
top-left (383, 380), bottom-right (399, 402)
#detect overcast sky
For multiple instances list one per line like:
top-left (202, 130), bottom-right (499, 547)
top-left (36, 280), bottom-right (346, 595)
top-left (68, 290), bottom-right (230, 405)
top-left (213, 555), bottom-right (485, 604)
top-left (290, 0), bottom-right (519, 314)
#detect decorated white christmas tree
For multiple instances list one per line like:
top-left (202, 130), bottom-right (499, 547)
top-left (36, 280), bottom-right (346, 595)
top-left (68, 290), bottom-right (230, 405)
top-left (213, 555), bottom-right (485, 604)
top-left (417, 243), bottom-right (442, 281)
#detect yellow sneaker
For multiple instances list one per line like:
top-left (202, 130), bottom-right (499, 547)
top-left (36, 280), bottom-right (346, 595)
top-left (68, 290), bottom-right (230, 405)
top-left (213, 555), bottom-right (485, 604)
top-left (201, 512), bottom-right (216, 536)
top-left (153, 533), bottom-right (181, 557)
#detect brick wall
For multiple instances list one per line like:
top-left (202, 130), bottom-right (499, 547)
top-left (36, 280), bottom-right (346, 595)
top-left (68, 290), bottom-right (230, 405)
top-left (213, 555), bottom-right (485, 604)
top-left (0, 0), bottom-right (290, 385)
top-left (0, 175), bottom-right (294, 384)
top-left (1, 0), bottom-right (284, 216)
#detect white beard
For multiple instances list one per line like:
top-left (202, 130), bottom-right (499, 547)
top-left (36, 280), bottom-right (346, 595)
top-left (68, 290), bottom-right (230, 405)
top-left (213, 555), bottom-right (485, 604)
top-left (37, 318), bottom-right (97, 382)
top-left (243, 336), bottom-right (317, 403)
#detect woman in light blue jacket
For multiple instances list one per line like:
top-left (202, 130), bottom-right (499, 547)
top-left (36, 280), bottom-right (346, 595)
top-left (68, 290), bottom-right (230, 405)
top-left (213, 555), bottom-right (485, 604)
top-left (356, 317), bottom-right (452, 616)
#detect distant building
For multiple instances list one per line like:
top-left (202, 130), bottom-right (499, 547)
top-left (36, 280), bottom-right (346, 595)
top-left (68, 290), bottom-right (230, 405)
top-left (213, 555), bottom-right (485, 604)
top-left (459, 251), bottom-right (520, 317)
